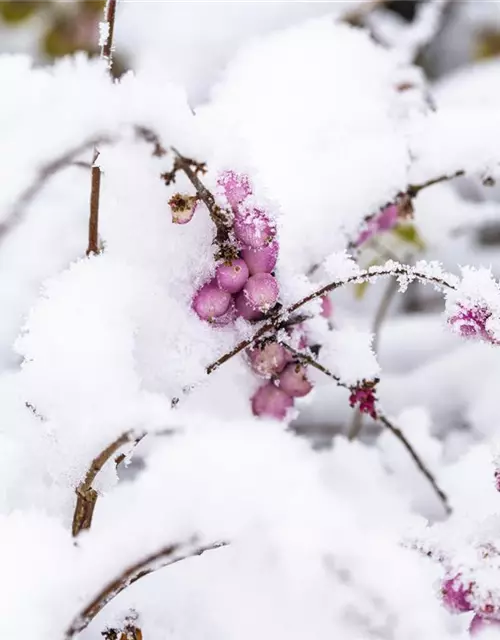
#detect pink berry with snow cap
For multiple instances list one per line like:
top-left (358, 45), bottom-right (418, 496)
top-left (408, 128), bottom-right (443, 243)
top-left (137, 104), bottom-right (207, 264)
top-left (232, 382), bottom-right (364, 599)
top-left (251, 383), bottom-right (294, 420)
top-left (441, 575), bottom-right (473, 613)
top-left (243, 273), bottom-right (279, 312)
top-left (247, 342), bottom-right (288, 378)
top-left (241, 242), bottom-right (278, 275)
top-left (278, 363), bottom-right (313, 398)
top-left (192, 279), bottom-right (231, 321)
top-left (217, 170), bottom-right (252, 210)
top-left (234, 207), bottom-right (276, 249)
top-left (216, 259), bottom-right (249, 294)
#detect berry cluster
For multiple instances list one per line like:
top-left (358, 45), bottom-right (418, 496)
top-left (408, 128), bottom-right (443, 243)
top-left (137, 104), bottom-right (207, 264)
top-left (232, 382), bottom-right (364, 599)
top-left (189, 171), bottom-right (280, 324)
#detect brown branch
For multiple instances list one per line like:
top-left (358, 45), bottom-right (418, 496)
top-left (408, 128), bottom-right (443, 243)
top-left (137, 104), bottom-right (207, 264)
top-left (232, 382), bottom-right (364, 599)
top-left (170, 147), bottom-right (238, 262)
top-left (206, 263), bottom-right (456, 375)
top-left (281, 344), bottom-right (451, 515)
top-left (72, 430), bottom-right (143, 537)
top-left (406, 170), bottom-right (465, 199)
top-left (65, 539), bottom-right (228, 639)
top-left (0, 137), bottom-right (104, 246)
top-left (86, 0), bottom-right (118, 256)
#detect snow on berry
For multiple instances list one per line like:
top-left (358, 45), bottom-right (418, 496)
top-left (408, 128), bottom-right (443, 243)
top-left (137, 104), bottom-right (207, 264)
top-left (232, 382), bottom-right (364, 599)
top-left (446, 267), bottom-right (500, 345)
top-left (247, 342), bottom-right (288, 378)
top-left (251, 382), bottom-right (294, 420)
top-left (234, 207), bottom-right (276, 248)
top-left (441, 574), bottom-right (473, 613)
top-left (216, 258), bottom-right (249, 294)
top-left (217, 170), bottom-right (252, 210)
top-left (241, 241), bottom-right (278, 275)
top-left (469, 614), bottom-right (500, 637)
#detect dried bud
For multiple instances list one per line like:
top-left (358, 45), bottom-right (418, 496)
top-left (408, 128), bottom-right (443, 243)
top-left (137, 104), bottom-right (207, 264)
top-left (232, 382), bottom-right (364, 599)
top-left (169, 193), bottom-right (198, 225)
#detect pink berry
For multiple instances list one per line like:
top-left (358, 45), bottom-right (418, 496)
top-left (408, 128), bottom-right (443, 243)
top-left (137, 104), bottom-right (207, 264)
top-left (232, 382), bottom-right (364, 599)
top-left (217, 170), bottom-right (252, 210)
top-left (234, 207), bottom-right (276, 249)
top-left (212, 300), bottom-right (237, 326)
top-left (251, 383), bottom-right (294, 420)
top-left (470, 615), bottom-right (500, 636)
top-left (278, 364), bottom-right (313, 398)
top-left (243, 273), bottom-right (279, 312)
top-left (321, 295), bottom-right (333, 319)
top-left (192, 279), bottom-right (231, 321)
top-left (441, 575), bottom-right (473, 613)
top-left (241, 242), bottom-right (278, 275)
top-left (247, 342), bottom-right (288, 377)
top-left (235, 291), bottom-right (264, 321)
top-left (216, 259), bottom-right (249, 294)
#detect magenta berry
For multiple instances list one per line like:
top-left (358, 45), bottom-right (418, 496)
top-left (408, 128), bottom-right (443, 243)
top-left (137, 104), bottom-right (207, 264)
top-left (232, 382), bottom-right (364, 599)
top-left (321, 295), bottom-right (333, 319)
top-left (251, 383), bottom-right (294, 420)
top-left (278, 364), bottom-right (313, 398)
top-left (211, 300), bottom-right (237, 327)
top-left (243, 273), bottom-right (279, 312)
top-left (235, 291), bottom-right (264, 321)
top-left (441, 575), bottom-right (473, 613)
top-left (234, 207), bottom-right (276, 249)
top-left (216, 259), bottom-right (249, 294)
top-left (241, 242), bottom-right (278, 275)
top-left (169, 193), bottom-right (198, 225)
top-left (192, 279), bottom-right (231, 321)
top-left (470, 615), bottom-right (500, 636)
top-left (247, 342), bottom-right (288, 378)
top-left (217, 170), bottom-right (251, 210)
top-left (356, 203), bottom-right (399, 247)
top-left (349, 383), bottom-right (377, 419)
top-left (448, 303), bottom-right (498, 344)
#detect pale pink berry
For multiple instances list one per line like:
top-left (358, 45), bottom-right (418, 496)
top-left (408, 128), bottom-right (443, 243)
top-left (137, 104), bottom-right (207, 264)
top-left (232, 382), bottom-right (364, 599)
top-left (247, 342), bottom-right (288, 377)
top-left (243, 273), bottom-right (279, 311)
top-left (234, 207), bottom-right (276, 249)
top-left (356, 204), bottom-right (399, 247)
top-left (211, 300), bottom-right (237, 327)
top-left (321, 295), bottom-right (333, 319)
top-left (241, 242), bottom-right (278, 275)
top-left (169, 193), bottom-right (198, 225)
top-left (278, 364), bottom-right (313, 398)
top-left (470, 615), bottom-right (500, 636)
top-left (235, 292), bottom-right (264, 321)
top-left (251, 383), bottom-right (294, 420)
top-left (217, 170), bottom-right (252, 210)
top-left (216, 259), bottom-right (249, 294)
top-left (192, 279), bottom-right (231, 321)
top-left (441, 575), bottom-right (473, 613)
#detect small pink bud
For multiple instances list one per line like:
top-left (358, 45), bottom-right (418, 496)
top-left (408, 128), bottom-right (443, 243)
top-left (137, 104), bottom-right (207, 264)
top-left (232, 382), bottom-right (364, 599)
top-left (192, 279), bottom-right (231, 321)
top-left (441, 575), bottom-right (473, 613)
top-left (243, 273), bottom-right (279, 311)
top-left (349, 383), bottom-right (377, 419)
top-left (234, 207), bottom-right (276, 249)
top-left (169, 193), bottom-right (198, 225)
top-left (241, 242), bottom-right (278, 275)
top-left (251, 383), bottom-right (294, 420)
top-left (217, 170), bottom-right (252, 210)
top-left (235, 292), bottom-right (264, 321)
top-left (278, 363), bottom-right (313, 398)
top-left (247, 342), bottom-right (288, 377)
top-left (321, 295), bottom-right (333, 319)
top-left (470, 615), bottom-right (500, 636)
top-left (216, 259), bottom-right (249, 294)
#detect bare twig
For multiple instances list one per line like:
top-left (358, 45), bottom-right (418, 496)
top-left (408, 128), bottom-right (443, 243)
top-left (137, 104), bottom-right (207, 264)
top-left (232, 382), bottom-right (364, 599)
top-left (72, 430), bottom-right (143, 537)
top-left (282, 344), bottom-right (451, 514)
top-left (86, 0), bottom-right (118, 256)
top-left (0, 138), bottom-right (104, 246)
top-left (65, 539), bottom-right (228, 638)
top-left (206, 263), bottom-right (456, 375)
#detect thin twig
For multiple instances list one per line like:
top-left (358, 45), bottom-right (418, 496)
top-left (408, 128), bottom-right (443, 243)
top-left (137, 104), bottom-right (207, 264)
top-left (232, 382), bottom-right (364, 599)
top-left (86, 0), bottom-right (118, 256)
top-left (65, 539), bottom-right (228, 638)
top-left (72, 430), bottom-right (143, 537)
top-left (281, 344), bottom-right (451, 514)
top-left (206, 263), bottom-right (456, 375)
top-left (0, 137), bottom-right (105, 246)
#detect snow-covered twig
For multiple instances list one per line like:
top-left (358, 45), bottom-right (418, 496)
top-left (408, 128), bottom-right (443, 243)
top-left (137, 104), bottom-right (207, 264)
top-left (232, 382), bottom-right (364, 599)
top-left (87, 0), bottom-right (118, 256)
top-left (206, 262), bottom-right (457, 375)
top-left (282, 344), bottom-right (451, 515)
top-left (65, 539), bottom-right (228, 638)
